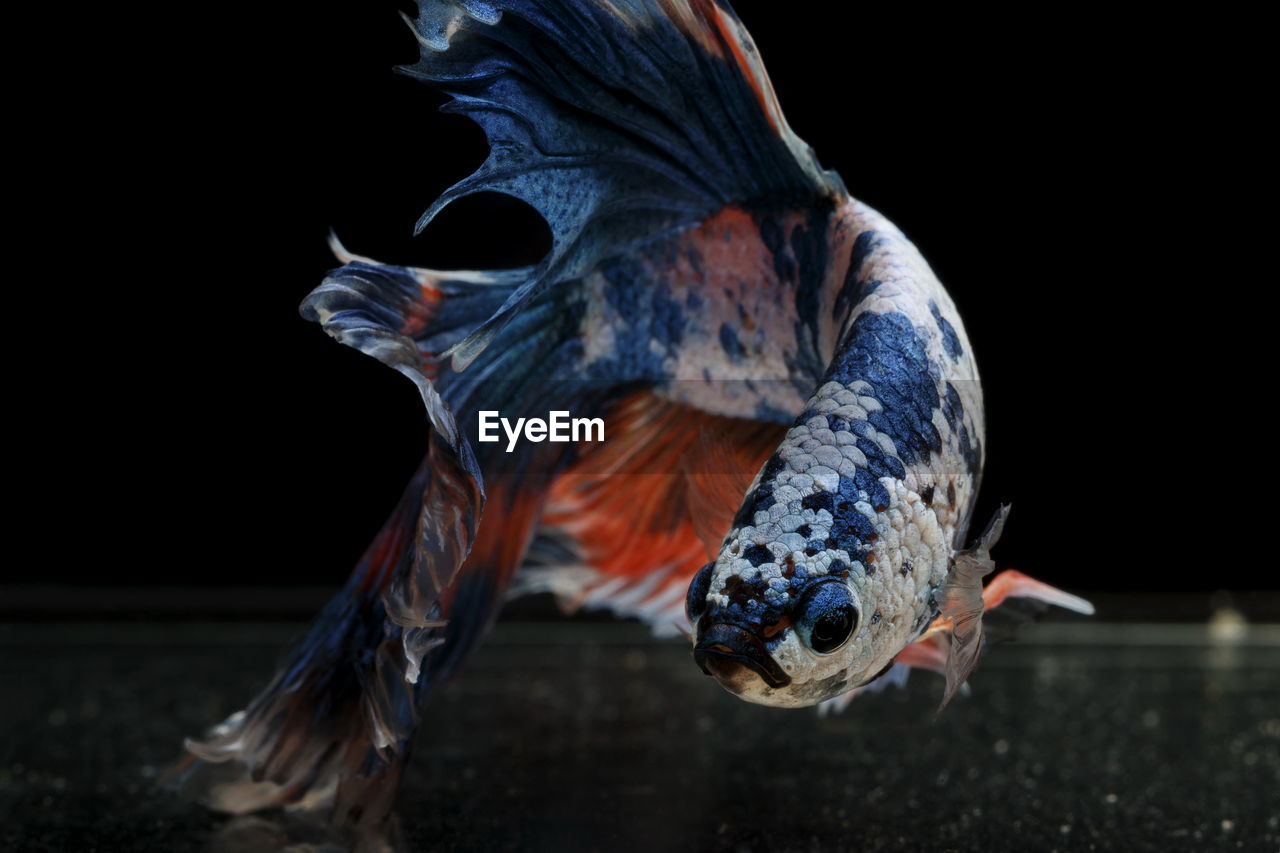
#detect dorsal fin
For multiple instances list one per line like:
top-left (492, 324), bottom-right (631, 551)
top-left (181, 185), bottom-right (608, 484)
top-left (399, 0), bottom-right (844, 369)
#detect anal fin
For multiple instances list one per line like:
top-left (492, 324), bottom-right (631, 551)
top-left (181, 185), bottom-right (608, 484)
top-left (521, 393), bottom-right (783, 635)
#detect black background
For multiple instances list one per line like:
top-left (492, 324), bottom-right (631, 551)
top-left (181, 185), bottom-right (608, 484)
top-left (43, 2), bottom-right (1265, 599)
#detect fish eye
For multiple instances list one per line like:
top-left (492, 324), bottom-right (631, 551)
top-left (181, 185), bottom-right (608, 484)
top-left (686, 562), bottom-right (715, 622)
top-left (796, 581), bottom-right (858, 654)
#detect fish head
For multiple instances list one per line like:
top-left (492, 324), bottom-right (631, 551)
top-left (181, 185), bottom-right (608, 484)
top-left (686, 542), bottom-right (901, 707)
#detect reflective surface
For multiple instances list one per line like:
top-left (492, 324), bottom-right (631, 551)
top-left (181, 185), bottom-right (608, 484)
top-left (2, 617), bottom-right (1278, 851)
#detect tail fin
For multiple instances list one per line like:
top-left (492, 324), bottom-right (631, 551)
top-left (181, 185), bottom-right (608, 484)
top-left (176, 0), bottom-right (852, 826)
top-left (173, 256), bottom-right (531, 827)
top-left (174, 462), bottom-right (434, 825)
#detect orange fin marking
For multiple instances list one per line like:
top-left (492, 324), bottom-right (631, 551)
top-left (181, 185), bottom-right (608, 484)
top-left (981, 569), bottom-right (1096, 615)
top-left (894, 635), bottom-right (948, 675)
top-left (676, 0), bottom-right (782, 135)
top-left (705, 4), bottom-right (778, 133)
top-left (542, 393), bottom-right (783, 619)
top-left (356, 465), bottom-right (432, 594)
top-left (684, 426), bottom-right (777, 557)
top-left (438, 483), bottom-right (544, 616)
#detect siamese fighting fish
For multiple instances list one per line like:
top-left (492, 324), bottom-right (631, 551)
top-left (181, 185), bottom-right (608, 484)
top-left (178, 0), bottom-right (1093, 827)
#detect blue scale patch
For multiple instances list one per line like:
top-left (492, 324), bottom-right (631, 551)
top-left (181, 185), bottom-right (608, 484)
top-left (941, 382), bottom-right (964, 430)
top-left (754, 208), bottom-right (832, 383)
top-left (852, 468), bottom-right (892, 511)
top-left (719, 323), bottom-right (746, 361)
top-left (942, 381), bottom-right (982, 475)
top-left (856, 436), bottom-right (906, 482)
top-left (801, 490), bottom-right (834, 514)
top-left (754, 400), bottom-right (795, 424)
top-left (826, 311), bottom-right (943, 467)
top-left (683, 248), bottom-right (704, 281)
top-left (649, 283), bottom-right (686, 348)
top-left (834, 230), bottom-right (882, 321)
top-left (789, 206), bottom-right (834, 382)
top-left (758, 215), bottom-right (794, 282)
top-left (744, 455), bottom-right (787, 515)
top-left (600, 255), bottom-right (647, 316)
top-left (790, 205), bottom-right (830, 335)
top-left (833, 476), bottom-right (876, 537)
top-left (929, 300), bottom-right (964, 361)
top-left (585, 255), bottom-right (696, 382)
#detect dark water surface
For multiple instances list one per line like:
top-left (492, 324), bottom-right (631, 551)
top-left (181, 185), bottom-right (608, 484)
top-left (2, 618), bottom-right (1277, 851)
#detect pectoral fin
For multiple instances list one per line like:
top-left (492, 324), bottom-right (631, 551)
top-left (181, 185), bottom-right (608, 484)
top-left (934, 505), bottom-right (1010, 708)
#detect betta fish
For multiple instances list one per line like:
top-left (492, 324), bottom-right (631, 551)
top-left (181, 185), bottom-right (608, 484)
top-left (177, 0), bottom-right (1093, 829)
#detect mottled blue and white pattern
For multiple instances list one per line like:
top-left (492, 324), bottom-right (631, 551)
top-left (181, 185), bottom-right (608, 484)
top-left (178, 0), bottom-right (1075, 827)
top-left (693, 201), bottom-right (986, 707)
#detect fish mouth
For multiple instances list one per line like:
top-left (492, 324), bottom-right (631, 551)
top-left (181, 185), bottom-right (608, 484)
top-left (693, 623), bottom-right (791, 690)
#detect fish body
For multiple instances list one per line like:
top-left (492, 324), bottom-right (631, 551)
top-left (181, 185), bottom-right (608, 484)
top-left (175, 0), bottom-right (1092, 828)
top-left (686, 198), bottom-right (986, 708)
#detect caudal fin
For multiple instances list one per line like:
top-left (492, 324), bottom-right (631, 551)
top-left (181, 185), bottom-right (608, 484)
top-left (171, 254), bottom-right (527, 826)
top-left (171, 462), bottom-right (434, 826)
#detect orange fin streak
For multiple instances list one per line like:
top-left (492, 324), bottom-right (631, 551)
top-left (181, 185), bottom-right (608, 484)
top-left (534, 393), bottom-right (783, 632)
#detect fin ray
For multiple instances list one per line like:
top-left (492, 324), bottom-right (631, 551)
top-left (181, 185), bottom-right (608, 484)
top-left (521, 393), bottom-right (783, 634)
top-left (936, 504), bottom-right (1008, 709)
top-left (400, 0), bottom-right (843, 369)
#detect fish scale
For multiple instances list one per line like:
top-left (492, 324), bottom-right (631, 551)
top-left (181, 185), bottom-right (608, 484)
top-left (692, 199), bottom-right (980, 707)
top-left (172, 0), bottom-right (1094, 832)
